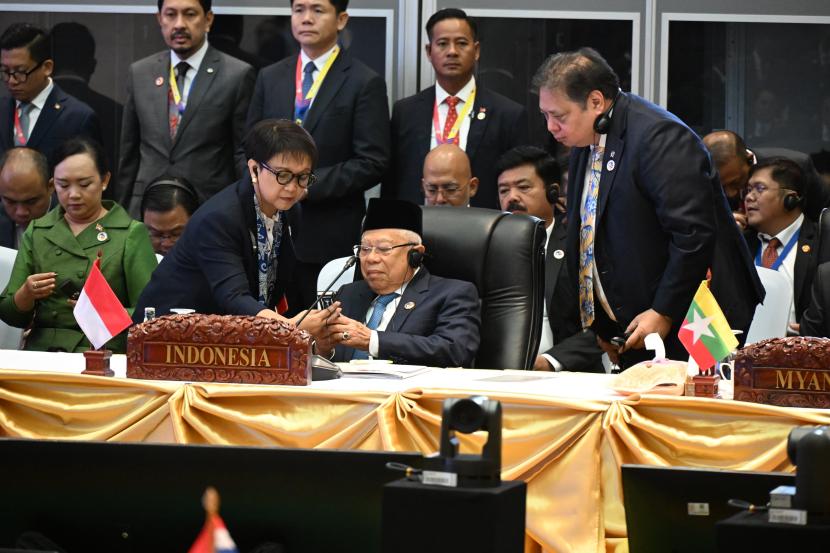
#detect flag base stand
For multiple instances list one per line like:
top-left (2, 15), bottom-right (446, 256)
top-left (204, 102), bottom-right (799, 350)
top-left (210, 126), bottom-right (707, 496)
top-left (82, 348), bottom-right (114, 377)
top-left (692, 373), bottom-right (720, 398)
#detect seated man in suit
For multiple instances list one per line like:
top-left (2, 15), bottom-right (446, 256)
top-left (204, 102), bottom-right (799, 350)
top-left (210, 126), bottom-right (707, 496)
top-left (496, 145), bottom-right (603, 372)
top-left (134, 119), bottom-right (331, 335)
top-left (320, 198), bottom-right (480, 367)
top-left (744, 157), bottom-right (816, 334)
top-left (421, 143), bottom-right (478, 207)
top-left (0, 147), bottom-right (53, 248)
top-left (0, 23), bottom-right (101, 166)
top-left (800, 262), bottom-right (830, 338)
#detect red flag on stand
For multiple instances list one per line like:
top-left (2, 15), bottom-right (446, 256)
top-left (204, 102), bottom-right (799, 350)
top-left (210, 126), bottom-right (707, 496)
top-left (72, 258), bottom-right (132, 349)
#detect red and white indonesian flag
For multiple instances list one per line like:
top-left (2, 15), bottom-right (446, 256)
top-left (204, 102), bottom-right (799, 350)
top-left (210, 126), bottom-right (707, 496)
top-left (188, 514), bottom-right (239, 553)
top-left (72, 258), bottom-right (132, 349)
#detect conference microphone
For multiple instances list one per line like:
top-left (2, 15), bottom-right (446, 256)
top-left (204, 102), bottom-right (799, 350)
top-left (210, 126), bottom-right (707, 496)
top-left (294, 255), bottom-right (357, 327)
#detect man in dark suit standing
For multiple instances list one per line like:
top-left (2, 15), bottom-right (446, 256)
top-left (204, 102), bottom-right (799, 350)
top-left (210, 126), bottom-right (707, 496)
top-left (0, 147), bottom-right (53, 249)
top-left (245, 0), bottom-right (390, 312)
top-left (744, 158), bottom-right (816, 333)
top-left (0, 23), bottom-right (101, 167)
top-left (383, 8), bottom-right (526, 209)
top-left (117, 0), bottom-right (255, 217)
top-left (534, 48), bottom-right (761, 365)
top-left (496, 145), bottom-right (603, 372)
top-left (320, 198), bottom-right (480, 367)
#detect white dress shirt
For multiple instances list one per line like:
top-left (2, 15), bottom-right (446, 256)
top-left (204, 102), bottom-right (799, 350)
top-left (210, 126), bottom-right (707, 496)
top-left (430, 77), bottom-right (475, 151)
top-left (757, 213), bottom-right (803, 327)
top-left (15, 78), bottom-right (53, 140)
top-left (300, 44), bottom-right (338, 109)
top-left (538, 221), bottom-right (565, 372)
top-left (170, 39), bottom-right (209, 105)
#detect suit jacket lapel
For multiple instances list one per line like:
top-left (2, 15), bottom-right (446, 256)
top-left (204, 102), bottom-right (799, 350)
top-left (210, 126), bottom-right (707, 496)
top-left (386, 269), bottom-right (429, 333)
top-left (152, 52), bottom-right (173, 151)
top-left (596, 134), bottom-right (624, 224)
top-left (173, 46), bottom-right (220, 144)
top-left (414, 87), bottom-right (435, 161)
top-left (794, 218), bottom-right (817, 310)
top-left (303, 51), bottom-right (350, 134)
top-left (26, 86), bottom-right (65, 148)
top-left (546, 220), bottom-right (566, 312)
top-left (277, 59), bottom-right (296, 119)
top-left (1, 97), bottom-right (13, 151)
top-left (465, 87), bottom-right (490, 160)
top-left (40, 216), bottom-right (87, 260)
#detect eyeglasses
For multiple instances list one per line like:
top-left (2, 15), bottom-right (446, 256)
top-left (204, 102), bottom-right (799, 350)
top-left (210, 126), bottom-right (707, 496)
top-left (258, 161), bottom-right (316, 189)
top-left (0, 60), bottom-right (44, 83)
top-left (148, 227), bottom-right (185, 242)
top-left (423, 182), bottom-right (461, 198)
top-left (353, 242), bottom-right (417, 257)
top-left (745, 183), bottom-right (793, 197)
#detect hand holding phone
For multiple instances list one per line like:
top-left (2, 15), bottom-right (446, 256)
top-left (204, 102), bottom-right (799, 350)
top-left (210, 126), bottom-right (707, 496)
top-left (58, 279), bottom-right (81, 301)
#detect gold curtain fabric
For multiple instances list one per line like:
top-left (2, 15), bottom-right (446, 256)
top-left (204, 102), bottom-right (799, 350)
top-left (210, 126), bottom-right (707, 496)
top-left (2, 369), bottom-right (829, 553)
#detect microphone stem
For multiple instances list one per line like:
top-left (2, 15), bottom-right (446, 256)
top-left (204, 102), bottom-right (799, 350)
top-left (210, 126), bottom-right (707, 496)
top-left (294, 256), bottom-right (356, 327)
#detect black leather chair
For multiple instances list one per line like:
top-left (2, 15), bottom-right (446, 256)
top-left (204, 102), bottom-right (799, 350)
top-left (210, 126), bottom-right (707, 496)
top-left (817, 207), bottom-right (830, 266)
top-left (420, 206), bottom-right (545, 369)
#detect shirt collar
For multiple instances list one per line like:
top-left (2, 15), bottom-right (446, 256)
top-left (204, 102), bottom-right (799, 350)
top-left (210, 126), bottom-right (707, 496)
top-left (21, 78), bottom-right (53, 111)
top-left (301, 43), bottom-right (338, 70)
top-left (435, 76), bottom-right (476, 106)
top-left (376, 267), bottom-right (421, 300)
top-left (591, 133), bottom-right (608, 152)
top-left (759, 213), bottom-right (804, 245)
top-left (171, 39), bottom-right (209, 73)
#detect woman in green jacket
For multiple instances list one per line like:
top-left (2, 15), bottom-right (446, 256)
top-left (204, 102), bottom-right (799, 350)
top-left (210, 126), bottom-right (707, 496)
top-left (0, 137), bottom-right (157, 352)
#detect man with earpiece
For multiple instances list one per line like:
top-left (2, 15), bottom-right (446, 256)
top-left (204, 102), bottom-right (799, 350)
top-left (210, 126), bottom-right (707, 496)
top-left (744, 158), bottom-right (817, 334)
top-left (533, 47), bottom-right (763, 368)
top-left (317, 198), bottom-right (480, 367)
top-left (496, 145), bottom-right (604, 373)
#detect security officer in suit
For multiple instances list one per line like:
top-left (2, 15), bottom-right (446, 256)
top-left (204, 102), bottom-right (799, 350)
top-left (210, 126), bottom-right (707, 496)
top-left (496, 145), bottom-right (603, 372)
top-left (383, 8), bottom-right (527, 209)
top-left (245, 0), bottom-right (390, 313)
top-left (0, 23), bottom-right (101, 167)
top-left (117, 0), bottom-right (255, 217)
top-left (319, 198), bottom-right (480, 368)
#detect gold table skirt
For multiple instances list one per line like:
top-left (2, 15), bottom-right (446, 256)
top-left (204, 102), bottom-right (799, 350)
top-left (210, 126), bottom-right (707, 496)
top-left (2, 368), bottom-right (828, 553)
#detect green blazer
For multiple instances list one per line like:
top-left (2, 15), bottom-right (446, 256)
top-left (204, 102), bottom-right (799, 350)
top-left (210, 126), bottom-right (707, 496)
top-left (0, 201), bottom-right (157, 353)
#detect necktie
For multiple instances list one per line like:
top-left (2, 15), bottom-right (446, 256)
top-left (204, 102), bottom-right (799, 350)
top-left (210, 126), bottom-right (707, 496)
top-left (352, 293), bottom-right (400, 360)
top-left (301, 61), bottom-right (316, 100)
top-left (762, 237), bottom-right (782, 269)
top-left (578, 146), bottom-right (604, 328)
top-left (443, 96), bottom-right (460, 144)
top-left (169, 61), bottom-right (189, 138)
top-left (14, 102), bottom-right (31, 146)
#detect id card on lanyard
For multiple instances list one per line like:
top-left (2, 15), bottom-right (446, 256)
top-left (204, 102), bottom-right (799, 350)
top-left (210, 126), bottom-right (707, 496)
top-left (168, 63), bottom-right (195, 116)
top-left (294, 46), bottom-right (340, 126)
top-left (755, 229), bottom-right (800, 271)
top-left (432, 88), bottom-right (476, 145)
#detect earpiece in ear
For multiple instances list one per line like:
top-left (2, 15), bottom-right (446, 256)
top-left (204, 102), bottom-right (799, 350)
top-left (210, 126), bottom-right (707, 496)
top-left (593, 90), bottom-right (622, 134)
top-left (407, 248), bottom-right (424, 269)
top-left (546, 183), bottom-right (560, 205)
top-left (783, 193), bottom-right (802, 211)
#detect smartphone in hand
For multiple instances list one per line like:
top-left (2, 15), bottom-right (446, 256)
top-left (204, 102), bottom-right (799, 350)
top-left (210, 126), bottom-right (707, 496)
top-left (58, 279), bottom-right (81, 301)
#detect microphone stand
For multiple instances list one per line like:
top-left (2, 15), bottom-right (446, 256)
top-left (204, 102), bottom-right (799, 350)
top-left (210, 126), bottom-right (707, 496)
top-left (294, 255), bottom-right (357, 327)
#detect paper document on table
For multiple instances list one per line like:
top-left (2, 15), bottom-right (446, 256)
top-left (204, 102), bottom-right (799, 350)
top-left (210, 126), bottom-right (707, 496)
top-left (339, 361), bottom-right (432, 379)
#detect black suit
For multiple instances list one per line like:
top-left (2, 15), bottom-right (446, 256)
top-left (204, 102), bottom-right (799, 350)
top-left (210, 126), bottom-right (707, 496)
top-left (133, 177), bottom-right (295, 322)
top-left (745, 216), bottom-right (818, 324)
top-left (0, 209), bottom-right (14, 249)
top-left (567, 92), bottom-right (761, 361)
top-left (800, 262), bottom-right (830, 338)
top-left (0, 83), bottom-right (101, 167)
top-left (332, 267), bottom-right (480, 368)
top-left (382, 84), bottom-right (527, 209)
top-left (246, 48), bottom-right (390, 310)
top-left (544, 219), bottom-right (604, 372)
top-left (246, 49), bottom-right (390, 264)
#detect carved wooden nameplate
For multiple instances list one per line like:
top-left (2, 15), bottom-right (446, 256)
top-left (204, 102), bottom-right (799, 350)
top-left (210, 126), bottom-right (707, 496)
top-left (127, 314), bottom-right (310, 385)
top-left (734, 337), bottom-right (830, 408)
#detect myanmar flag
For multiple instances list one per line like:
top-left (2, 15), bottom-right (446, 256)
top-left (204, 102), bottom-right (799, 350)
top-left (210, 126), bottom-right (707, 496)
top-left (678, 281), bottom-right (739, 371)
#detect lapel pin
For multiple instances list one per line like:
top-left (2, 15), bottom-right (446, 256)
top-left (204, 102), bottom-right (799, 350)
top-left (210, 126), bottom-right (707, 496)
top-left (95, 223), bottom-right (104, 231)
top-left (54, 103), bottom-right (61, 110)
top-left (553, 249), bottom-right (565, 259)
top-left (206, 67), bottom-right (214, 74)
top-left (404, 301), bottom-right (415, 310)
top-left (802, 245), bottom-right (811, 253)
top-left (97, 231), bottom-right (108, 242)
top-left (610, 150), bottom-right (616, 158)
top-left (155, 77), bottom-right (164, 87)
top-left (606, 159), bottom-right (616, 172)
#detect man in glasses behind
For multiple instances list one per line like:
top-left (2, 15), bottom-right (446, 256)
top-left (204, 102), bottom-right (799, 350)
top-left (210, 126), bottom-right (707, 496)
top-left (133, 119), bottom-right (331, 334)
top-left (0, 23), bottom-right (101, 167)
top-left (421, 144), bottom-right (478, 207)
top-left (315, 198), bottom-right (480, 367)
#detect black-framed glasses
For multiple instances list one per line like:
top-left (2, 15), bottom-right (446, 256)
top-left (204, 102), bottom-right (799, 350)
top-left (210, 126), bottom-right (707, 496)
top-left (0, 60), bottom-right (44, 83)
top-left (353, 242), bottom-right (417, 257)
top-left (258, 161), bottom-right (316, 189)
top-left (423, 182), bottom-right (461, 197)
